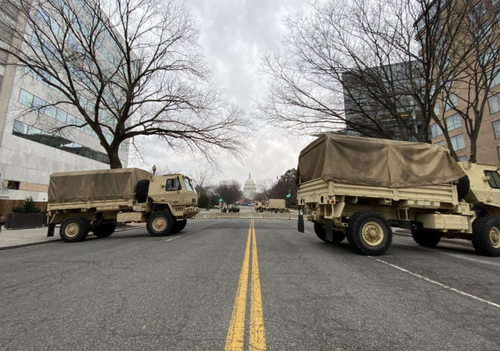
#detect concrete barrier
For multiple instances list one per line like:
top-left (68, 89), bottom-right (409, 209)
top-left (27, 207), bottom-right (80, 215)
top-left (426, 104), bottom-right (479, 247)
top-left (216, 213), bottom-right (240, 219)
top-left (193, 212), bottom-right (298, 220)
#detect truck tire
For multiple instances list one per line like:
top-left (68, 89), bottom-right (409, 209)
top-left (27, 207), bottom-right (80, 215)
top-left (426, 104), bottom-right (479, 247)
top-left (60, 217), bottom-right (90, 243)
top-left (346, 212), bottom-right (392, 255)
top-left (147, 211), bottom-right (174, 236)
top-left (472, 216), bottom-right (500, 257)
top-left (313, 222), bottom-right (345, 244)
top-left (136, 179), bottom-right (150, 203)
top-left (171, 219), bottom-right (187, 234)
top-left (93, 222), bottom-right (116, 238)
top-left (411, 229), bottom-right (441, 248)
top-left (457, 175), bottom-right (470, 201)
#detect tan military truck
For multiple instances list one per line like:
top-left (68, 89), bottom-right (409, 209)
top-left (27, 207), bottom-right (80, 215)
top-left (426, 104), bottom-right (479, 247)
top-left (254, 201), bottom-right (266, 213)
top-left (47, 168), bottom-right (199, 242)
top-left (297, 134), bottom-right (500, 257)
top-left (267, 199), bottom-right (290, 213)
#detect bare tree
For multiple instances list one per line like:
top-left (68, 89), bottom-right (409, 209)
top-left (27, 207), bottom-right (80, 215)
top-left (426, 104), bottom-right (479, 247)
top-left (213, 180), bottom-right (243, 205)
top-left (190, 168), bottom-right (213, 194)
top-left (254, 178), bottom-right (276, 201)
top-left (0, 0), bottom-right (248, 168)
top-left (258, 0), bottom-right (499, 161)
top-left (269, 168), bottom-right (297, 202)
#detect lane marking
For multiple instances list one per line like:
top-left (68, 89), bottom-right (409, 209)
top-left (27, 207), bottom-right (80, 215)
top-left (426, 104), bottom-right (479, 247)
top-left (250, 220), bottom-right (266, 350)
top-left (225, 222), bottom-right (252, 350)
top-left (373, 257), bottom-right (500, 309)
top-left (225, 220), bottom-right (266, 351)
top-left (165, 236), bottom-right (180, 242)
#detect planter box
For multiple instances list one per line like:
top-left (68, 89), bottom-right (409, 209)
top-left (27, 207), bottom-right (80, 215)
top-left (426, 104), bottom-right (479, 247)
top-left (5, 213), bottom-right (47, 229)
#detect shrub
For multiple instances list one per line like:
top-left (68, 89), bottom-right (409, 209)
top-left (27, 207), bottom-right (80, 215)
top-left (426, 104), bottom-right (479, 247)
top-left (11, 197), bottom-right (41, 213)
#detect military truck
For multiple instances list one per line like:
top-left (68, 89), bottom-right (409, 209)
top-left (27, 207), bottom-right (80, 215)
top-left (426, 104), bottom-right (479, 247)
top-left (267, 199), bottom-right (289, 213)
top-left (297, 134), bottom-right (500, 257)
top-left (47, 168), bottom-right (199, 242)
top-left (254, 201), bottom-right (266, 213)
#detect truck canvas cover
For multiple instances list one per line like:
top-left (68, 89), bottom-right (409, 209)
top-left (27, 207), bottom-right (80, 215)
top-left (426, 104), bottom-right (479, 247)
top-left (297, 133), bottom-right (466, 188)
top-left (48, 168), bottom-right (152, 203)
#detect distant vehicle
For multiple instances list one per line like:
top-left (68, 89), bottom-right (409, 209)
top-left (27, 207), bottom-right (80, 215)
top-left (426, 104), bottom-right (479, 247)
top-left (297, 133), bottom-right (500, 257)
top-left (47, 168), bottom-right (199, 242)
top-left (267, 199), bottom-right (290, 213)
top-left (254, 201), bottom-right (266, 212)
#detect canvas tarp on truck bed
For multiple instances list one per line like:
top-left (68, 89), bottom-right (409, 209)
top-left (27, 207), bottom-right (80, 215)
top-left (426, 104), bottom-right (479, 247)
top-left (48, 168), bottom-right (152, 203)
top-left (297, 133), bottom-right (466, 188)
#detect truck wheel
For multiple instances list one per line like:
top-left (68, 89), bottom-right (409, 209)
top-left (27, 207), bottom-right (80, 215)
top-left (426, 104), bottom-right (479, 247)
top-left (411, 229), bottom-right (441, 248)
top-left (60, 217), bottom-right (90, 242)
top-left (313, 222), bottom-right (345, 244)
top-left (147, 211), bottom-right (174, 236)
top-left (136, 179), bottom-right (150, 203)
top-left (346, 212), bottom-right (392, 255)
top-left (171, 219), bottom-right (187, 234)
top-left (472, 216), bottom-right (500, 257)
top-left (93, 222), bottom-right (116, 238)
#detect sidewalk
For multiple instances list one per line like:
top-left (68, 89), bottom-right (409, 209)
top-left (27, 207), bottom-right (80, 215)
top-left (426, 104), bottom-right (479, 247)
top-left (0, 226), bottom-right (60, 250)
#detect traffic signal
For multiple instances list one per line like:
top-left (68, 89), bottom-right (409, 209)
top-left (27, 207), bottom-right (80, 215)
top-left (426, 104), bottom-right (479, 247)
top-left (286, 193), bottom-right (290, 198)
top-left (219, 198), bottom-right (223, 202)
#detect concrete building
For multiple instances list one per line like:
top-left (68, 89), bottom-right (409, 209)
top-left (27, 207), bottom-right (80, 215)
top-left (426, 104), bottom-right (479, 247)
top-left (0, 0), bottom-right (129, 201)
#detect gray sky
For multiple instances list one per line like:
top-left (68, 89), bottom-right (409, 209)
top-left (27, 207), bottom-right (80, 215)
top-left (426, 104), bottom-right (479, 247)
top-left (130, 0), bottom-right (316, 188)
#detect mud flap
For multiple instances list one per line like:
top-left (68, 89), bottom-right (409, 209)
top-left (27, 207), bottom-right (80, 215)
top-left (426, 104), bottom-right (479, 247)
top-left (298, 214), bottom-right (304, 233)
top-left (47, 223), bottom-right (55, 237)
top-left (325, 218), bottom-right (333, 242)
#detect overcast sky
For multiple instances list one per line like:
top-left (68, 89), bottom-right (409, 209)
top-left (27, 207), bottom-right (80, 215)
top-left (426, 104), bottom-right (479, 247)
top-left (129, 0), bottom-right (317, 188)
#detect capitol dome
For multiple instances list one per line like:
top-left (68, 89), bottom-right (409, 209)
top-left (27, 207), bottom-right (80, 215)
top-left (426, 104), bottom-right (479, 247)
top-left (243, 173), bottom-right (257, 199)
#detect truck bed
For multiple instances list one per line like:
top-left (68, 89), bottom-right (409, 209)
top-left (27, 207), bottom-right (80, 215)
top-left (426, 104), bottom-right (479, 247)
top-left (48, 168), bottom-right (152, 208)
top-left (297, 178), bottom-right (458, 208)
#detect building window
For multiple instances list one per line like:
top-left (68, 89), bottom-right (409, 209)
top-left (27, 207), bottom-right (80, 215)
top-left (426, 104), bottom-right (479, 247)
top-left (469, 1), bottom-right (487, 22)
top-left (450, 134), bottom-right (466, 151)
top-left (489, 92), bottom-right (500, 114)
top-left (446, 113), bottom-right (462, 131)
top-left (488, 67), bottom-right (500, 87)
top-left (458, 155), bottom-right (468, 162)
top-left (7, 180), bottom-right (20, 189)
top-left (474, 22), bottom-right (492, 43)
top-left (435, 140), bottom-right (445, 145)
top-left (12, 120), bottom-right (111, 165)
top-left (431, 124), bottom-right (443, 137)
top-left (18, 89), bottom-right (33, 107)
top-left (444, 94), bottom-right (458, 111)
top-left (493, 120), bottom-right (500, 138)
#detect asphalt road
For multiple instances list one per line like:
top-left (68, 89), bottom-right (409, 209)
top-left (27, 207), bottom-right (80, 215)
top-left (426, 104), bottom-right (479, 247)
top-left (0, 219), bottom-right (499, 350)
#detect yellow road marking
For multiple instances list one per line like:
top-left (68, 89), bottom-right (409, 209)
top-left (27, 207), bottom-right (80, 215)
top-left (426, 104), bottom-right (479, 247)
top-left (250, 220), bottom-right (266, 350)
top-left (225, 220), bottom-right (266, 351)
top-left (225, 222), bottom-right (252, 350)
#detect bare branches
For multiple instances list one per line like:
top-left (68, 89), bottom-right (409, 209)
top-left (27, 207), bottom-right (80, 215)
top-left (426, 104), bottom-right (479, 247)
top-left (0, 0), bottom-right (249, 168)
top-left (258, 0), bottom-right (500, 157)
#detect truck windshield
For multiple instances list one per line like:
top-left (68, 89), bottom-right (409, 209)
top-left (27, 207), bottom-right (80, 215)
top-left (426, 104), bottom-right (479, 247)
top-left (183, 178), bottom-right (195, 192)
top-left (484, 170), bottom-right (500, 189)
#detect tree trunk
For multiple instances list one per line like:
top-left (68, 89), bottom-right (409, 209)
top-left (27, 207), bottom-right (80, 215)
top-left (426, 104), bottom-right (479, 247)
top-left (108, 148), bottom-right (123, 169)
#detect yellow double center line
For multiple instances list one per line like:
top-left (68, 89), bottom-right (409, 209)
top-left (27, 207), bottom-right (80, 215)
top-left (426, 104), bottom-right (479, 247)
top-left (225, 219), bottom-right (266, 351)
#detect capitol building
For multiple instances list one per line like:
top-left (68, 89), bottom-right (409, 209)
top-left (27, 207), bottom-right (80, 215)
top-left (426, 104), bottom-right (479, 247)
top-left (243, 173), bottom-right (256, 200)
